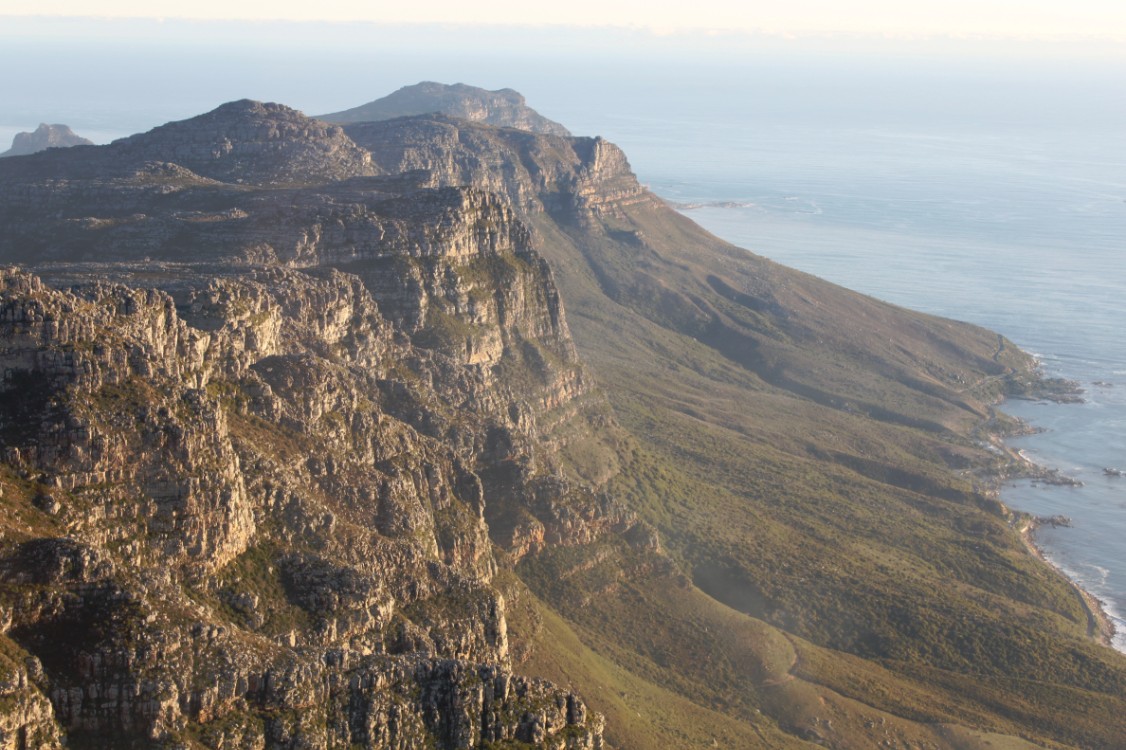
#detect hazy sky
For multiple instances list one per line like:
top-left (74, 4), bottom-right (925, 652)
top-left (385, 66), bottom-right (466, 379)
top-left (5, 0), bottom-right (1126, 41)
top-left (2, 0), bottom-right (1123, 144)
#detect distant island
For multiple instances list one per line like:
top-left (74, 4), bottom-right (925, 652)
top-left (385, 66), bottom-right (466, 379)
top-left (0, 123), bottom-right (92, 157)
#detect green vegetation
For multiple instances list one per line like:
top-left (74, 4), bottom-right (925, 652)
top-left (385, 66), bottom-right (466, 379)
top-left (3, 103), bottom-right (1124, 749)
top-left (501, 194), bottom-right (1126, 748)
top-left (212, 542), bottom-right (313, 636)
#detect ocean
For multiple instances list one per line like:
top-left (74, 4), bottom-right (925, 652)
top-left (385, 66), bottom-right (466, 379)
top-left (577, 85), bottom-right (1126, 654)
top-left (2, 21), bottom-right (1124, 651)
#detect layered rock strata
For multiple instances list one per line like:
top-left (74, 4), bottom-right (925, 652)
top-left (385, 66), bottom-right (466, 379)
top-left (3, 88), bottom-right (1116, 750)
top-left (0, 99), bottom-right (627, 747)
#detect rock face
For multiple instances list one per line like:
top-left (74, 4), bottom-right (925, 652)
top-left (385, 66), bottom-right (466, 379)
top-left (319, 82), bottom-right (572, 137)
top-left (0, 98), bottom-right (624, 748)
top-left (0, 123), bottom-right (93, 158)
top-left (3, 85), bottom-right (1126, 750)
top-left (0, 254), bottom-right (615, 747)
top-left (107, 100), bottom-right (376, 185)
top-left (342, 115), bottom-right (653, 220)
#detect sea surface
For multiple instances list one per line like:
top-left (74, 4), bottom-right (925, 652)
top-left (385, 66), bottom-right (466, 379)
top-left (583, 96), bottom-right (1126, 654)
top-left (2, 24), bottom-right (1124, 651)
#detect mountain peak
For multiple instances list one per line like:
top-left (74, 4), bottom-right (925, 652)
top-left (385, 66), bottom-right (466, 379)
top-left (319, 81), bottom-right (571, 136)
top-left (105, 99), bottom-right (374, 185)
top-left (2, 87), bottom-right (1124, 750)
top-left (197, 98), bottom-right (306, 121)
top-left (0, 123), bottom-right (93, 158)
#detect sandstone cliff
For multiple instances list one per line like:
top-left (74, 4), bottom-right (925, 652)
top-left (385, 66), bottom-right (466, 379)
top-left (0, 255), bottom-right (610, 748)
top-left (1, 88), bottom-right (1124, 750)
top-left (0, 99), bottom-right (627, 748)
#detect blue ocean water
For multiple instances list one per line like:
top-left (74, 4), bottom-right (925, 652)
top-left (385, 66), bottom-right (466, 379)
top-left (601, 112), bottom-right (1126, 653)
top-left (2, 20), bottom-right (1124, 651)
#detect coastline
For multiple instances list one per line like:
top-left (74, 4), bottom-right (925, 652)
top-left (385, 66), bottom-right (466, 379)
top-left (1016, 515), bottom-right (1117, 648)
top-left (985, 371), bottom-right (1120, 651)
top-left (994, 417), bottom-right (1120, 650)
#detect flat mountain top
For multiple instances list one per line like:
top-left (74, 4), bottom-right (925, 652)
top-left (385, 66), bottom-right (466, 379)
top-left (0, 123), bottom-right (93, 157)
top-left (319, 81), bottom-right (572, 136)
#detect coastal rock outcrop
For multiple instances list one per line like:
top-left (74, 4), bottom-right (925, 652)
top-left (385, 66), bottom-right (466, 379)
top-left (343, 116), bottom-right (654, 220)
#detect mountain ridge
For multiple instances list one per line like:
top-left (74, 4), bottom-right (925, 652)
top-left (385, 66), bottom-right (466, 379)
top-left (319, 82), bottom-right (572, 137)
top-left (0, 88), bottom-right (1122, 750)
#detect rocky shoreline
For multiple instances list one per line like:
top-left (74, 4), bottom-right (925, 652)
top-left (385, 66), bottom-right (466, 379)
top-left (1017, 515), bottom-right (1117, 648)
top-left (980, 369), bottom-right (1120, 651)
top-left (995, 405), bottom-right (1119, 650)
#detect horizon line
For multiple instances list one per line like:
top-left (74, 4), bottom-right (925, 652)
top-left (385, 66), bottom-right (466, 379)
top-left (3, 13), bottom-right (1125, 47)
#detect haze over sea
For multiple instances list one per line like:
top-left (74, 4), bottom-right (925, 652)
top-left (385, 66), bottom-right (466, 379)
top-left (3, 18), bottom-right (1124, 652)
top-left (589, 61), bottom-right (1126, 654)
top-left (606, 69), bottom-right (1126, 653)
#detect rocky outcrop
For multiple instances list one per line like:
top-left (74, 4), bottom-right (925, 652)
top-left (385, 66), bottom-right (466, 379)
top-left (320, 82), bottom-right (572, 137)
top-left (0, 252), bottom-right (613, 745)
top-left (0, 102), bottom-right (372, 187)
top-left (344, 116), bottom-right (654, 220)
top-left (0, 653), bottom-right (62, 750)
top-left (0, 123), bottom-right (92, 158)
top-left (0, 107), bottom-right (650, 263)
top-left (0, 97), bottom-right (628, 745)
top-left (331, 658), bottom-right (603, 749)
top-left (107, 100), bottom-right (376, 186)
top-left (0, 103), bottom-right (614, 499)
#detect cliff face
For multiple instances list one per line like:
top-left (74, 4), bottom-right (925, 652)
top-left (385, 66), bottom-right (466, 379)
top-left (0, 100), bottom-right (623, 748)
top-left (0, 103), bottom-right (624, 554)
top-left (343, 116), bottom-right (652, 220)
top-left (345, 114), bottom-right (1029, 433)
top-left (1, 89), bottom-right (1124, 750)
top-left (0, 255), bottom-right (610, 747)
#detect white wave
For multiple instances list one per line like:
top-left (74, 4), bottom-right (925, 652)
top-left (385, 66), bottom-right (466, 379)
top-left (1086, 564), bottom-right (1112, 585)
top-left (1103, 602), bottom-right (1126, 656)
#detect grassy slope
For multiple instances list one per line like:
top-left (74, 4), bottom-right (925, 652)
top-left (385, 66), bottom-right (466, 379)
top-left (508, 198), bottom-right (1126, 748)
top-left (5, 108), bottom-right (1120, 747)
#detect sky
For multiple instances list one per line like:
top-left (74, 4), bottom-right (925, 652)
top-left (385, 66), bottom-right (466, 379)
top-left (1, 0), bottom-right (1123, 147)
top-left (4, 0), bottom-right (1126, 42)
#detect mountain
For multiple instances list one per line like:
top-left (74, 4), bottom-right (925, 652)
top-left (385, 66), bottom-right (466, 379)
top-left (0, 88), bottom-right (1123, 750)
top-left (319, 82), bottom-right (572, 136)
top-left (0, 123), bottom-right (93, 158)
